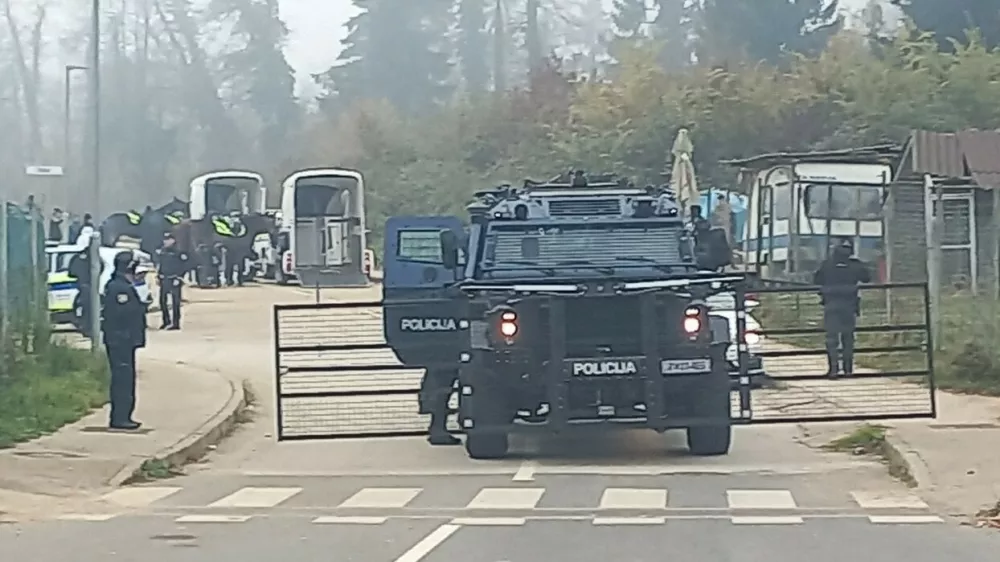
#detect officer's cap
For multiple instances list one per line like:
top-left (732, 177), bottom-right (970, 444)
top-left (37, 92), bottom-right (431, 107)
top-left (113, 250), bottom-right (135, 272)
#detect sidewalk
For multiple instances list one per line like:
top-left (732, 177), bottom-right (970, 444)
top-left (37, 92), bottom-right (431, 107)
top-left (0, 352), bottom-right (245, 520)
top-left (887, 390), bottom-right (1000, 517)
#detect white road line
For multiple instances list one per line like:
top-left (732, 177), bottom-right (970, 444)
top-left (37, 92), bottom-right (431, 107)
top-left (339, 488), bottom-right (422, 509)
top-left (175, 515), bottom-right (252, 523)
top-left (850, 491), bottom-right (929, 510)
top-left (393, 524), bottom-right (462, 562)
top-left (451, 517), bottom-right (526, 526)
top-left (726, 490), bottom-right (798, 510)
top-left (466, 488), bottom-right (545, 510)
top-left (599, 488), bottom-right (668, 510)
top-left (313, 516), bottom-right (388, 525)
top-left (512, 461), bottom-right (537, 482)
top-left (102, 486), bottom-right (182, 507)
top-left (731, 516), bottom-right (804, 525)
top-left (868, 515), bottom-right (944, 524)
top-left (593, 517), bottom-right (666, 526)
top-left (207, 487), bottom-right (302, 508)
top-left (57, 514), bottom-right (118, 521)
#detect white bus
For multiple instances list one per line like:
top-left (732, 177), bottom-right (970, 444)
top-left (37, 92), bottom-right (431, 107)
top-left (275, 168), bottom-right (369, 287)
top-left (741, 161), bottom-right (890, 278)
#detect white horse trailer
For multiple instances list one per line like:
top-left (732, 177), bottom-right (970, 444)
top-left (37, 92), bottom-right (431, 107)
top-left (277, 168), bottom-right (368, 287)
top-left (189, 170), bottom-right (266, 220)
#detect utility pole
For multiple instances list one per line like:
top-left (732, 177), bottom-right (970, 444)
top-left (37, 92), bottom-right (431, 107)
top-left (63, 65), bottom-right (87, 168)
top-left (88, 0), bottom-right (102, 351)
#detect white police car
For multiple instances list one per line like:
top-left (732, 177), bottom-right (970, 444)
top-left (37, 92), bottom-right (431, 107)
top-left (47, 242), bottom-right (154, 328)
top-left (705, 292), bottom-right (767, 381)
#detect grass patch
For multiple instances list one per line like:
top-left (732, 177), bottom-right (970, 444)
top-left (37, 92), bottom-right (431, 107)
top-left (0, 339), bottom-right (109, 449)
top-left (133, 458), bottom-right (183, 482)
top-left (824, 424), bottom-right (916, 487)
top-left (754, 286), bottom-right (1000, 396)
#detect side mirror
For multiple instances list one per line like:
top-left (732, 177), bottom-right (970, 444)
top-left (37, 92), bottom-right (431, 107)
top-left (440, 230), bottom-right (459, 270)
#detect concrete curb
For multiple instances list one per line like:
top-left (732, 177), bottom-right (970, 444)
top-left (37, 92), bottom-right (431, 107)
top-left (109, 370), bottom-right (247, 487)
top-left (882, 430), bottom-right (934, 489)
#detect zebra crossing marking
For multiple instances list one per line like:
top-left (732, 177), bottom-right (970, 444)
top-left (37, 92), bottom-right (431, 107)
top-left (731, 516), bottom-right (804, 525)
top-left (598, 488), bottom-right (668, 510)
top-left (466, 488), bottom-right (545, 510)
top-left (207, 487), bottom-right (302, 508)
top-left (175, 514), bottom-right (251, 523)
top-left (339, 488), bottom-right (422, 509)
top-left (726, 490), bottom-right (798, 510)
top-left (102, 486), bottom-right (181, 507)
top-left (850, 491), bottom-right (929, 510)
top-left (312, 516), bottom-right (388, 525)
top-left (593, 516), bottom-right (667, 526)
top-left (451, 517), bottom-right (527, 526)
top-left (868, 515), bottom-right (944, 524)
top-left (57, 513), bottom-right (118, 521)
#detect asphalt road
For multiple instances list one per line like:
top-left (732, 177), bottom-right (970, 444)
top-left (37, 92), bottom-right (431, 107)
top-left (5, 283), bottom-right (995, 560)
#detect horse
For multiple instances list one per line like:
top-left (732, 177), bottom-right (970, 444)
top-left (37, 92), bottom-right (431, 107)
top-left (171, 212), bottom-right (277, 288)
top-left (100, 198), bottom-right (190, 255)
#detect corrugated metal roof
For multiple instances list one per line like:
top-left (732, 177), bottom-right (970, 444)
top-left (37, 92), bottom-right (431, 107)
top-left (908, 130), bottom-right (965, 178)
top-left (906, 129), bottom-right (1000, 187)
top-left (957, 130), bottom-right (1000, 189)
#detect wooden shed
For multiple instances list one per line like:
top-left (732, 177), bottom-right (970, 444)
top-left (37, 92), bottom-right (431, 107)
top-left (885, 130), bottom-right (1000, 294)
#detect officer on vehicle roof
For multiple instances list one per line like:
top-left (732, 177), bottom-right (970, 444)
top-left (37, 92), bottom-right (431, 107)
top-left (813, 237), bottom-right (871, 378)
top-left (103, 251), bottom-right (147, 430)
top-left (156, 232), bottom-right (188, 330)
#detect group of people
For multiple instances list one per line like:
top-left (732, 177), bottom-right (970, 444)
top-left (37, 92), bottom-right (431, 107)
top-left (47, 208), bottom-right (96, 244)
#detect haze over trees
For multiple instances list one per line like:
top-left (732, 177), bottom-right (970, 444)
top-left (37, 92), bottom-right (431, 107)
top-left (0, 0), bottom-right (997, 213)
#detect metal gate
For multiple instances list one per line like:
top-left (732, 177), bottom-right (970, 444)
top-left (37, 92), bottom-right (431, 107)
top-left (273, 300), bottom-right (457, 440)
top-left (732, 281), bottom-right (936, 424)
top-left (274, 282), bottom-right (936, 440)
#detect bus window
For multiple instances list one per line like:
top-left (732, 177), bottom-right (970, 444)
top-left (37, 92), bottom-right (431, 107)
top-left (805, 184), bottom-right (882, 220)
top-left (772, 183), bottom-right (792, 219)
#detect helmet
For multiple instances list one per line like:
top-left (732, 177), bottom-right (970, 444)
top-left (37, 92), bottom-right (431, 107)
top-left (113, 250), bottom-right (135, 273)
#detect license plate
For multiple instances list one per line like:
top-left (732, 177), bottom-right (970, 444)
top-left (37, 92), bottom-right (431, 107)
top-left (660, 358), bottom-right (711, 375)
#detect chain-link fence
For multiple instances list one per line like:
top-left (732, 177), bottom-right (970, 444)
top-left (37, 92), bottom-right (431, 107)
top-left (1, 197), bottom-right (49, 366)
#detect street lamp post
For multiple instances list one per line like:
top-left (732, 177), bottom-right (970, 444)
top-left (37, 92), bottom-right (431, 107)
top-left (64, 65), bottom-right (87, 167)
top-left (88, 0), bottom-right (102, 351)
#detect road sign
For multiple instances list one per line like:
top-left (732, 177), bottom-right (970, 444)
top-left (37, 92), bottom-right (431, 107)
top-left (25, 165), bottom-right (65, 176)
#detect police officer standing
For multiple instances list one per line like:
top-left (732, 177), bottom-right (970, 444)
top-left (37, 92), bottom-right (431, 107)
top-left (68, 246), bottom-right (101, 338)
top-left (156, 232), bottom-right (188, 330)
top-left (103, 251), bottom-right (147, 430)
top-left (813, 238), bottom-right (871, 378)
top-left (421, 370), bottom-right (460, 446)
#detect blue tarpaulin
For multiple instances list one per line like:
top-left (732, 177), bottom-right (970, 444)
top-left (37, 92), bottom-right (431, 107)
top-left (699, 189), bottom-right (747, 240)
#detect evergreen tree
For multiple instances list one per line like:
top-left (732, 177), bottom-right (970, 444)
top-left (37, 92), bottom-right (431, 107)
top-left (317, 0), bottom-right (453, 114)
top-left (611, 0), bottom-right (649, 38)
top-left (698, 0), bottom-right (841, 64)
top-left (891, 0), bottom-right (999, 50)
top-left (458, 0), bottom-right (489, 92)
top-left (651, 0), bottom-right (696, 69)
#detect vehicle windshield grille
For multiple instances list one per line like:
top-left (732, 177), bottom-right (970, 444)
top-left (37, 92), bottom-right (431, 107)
top-left (548, 199), bottom-right (620, 216)
top-left (486, 224), bottom-right (682, 268)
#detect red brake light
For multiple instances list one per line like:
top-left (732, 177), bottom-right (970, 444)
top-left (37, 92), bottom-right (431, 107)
top-left (499, 311), bottom-right (518, 337)
top-left (683, 307), bottom-right (701, 335)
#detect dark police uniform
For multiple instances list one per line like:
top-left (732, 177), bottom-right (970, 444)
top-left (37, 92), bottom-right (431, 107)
top-left (102, 252), bottom-right (147, 430)
top-left (156, 235), bottom-right (188, 330)
top-left (813, 239), bottom-right (871, 377)
top-left (420, 369), bottom-right (460, 446)
top-left (68, 249), bottom-right (100, 338)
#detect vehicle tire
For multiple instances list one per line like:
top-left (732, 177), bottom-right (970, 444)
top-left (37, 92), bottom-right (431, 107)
top-left (686, 424), bottom-right (731, 456)
top-left (465, 431), bottom-right (509, 460)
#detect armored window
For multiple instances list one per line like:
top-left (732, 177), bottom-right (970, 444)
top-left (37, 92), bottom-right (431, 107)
top-left (772, 183), bottom-right (792, 220)
top-left (397, 229), bottom-right (444, 263)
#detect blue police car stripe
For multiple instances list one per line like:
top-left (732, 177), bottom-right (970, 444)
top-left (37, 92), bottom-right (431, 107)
top-left (49, 281), bottom-right (79, 291)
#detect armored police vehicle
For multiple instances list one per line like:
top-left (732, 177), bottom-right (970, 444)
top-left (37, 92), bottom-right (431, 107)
top-left (382, 171), bottom-right (743, 460)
